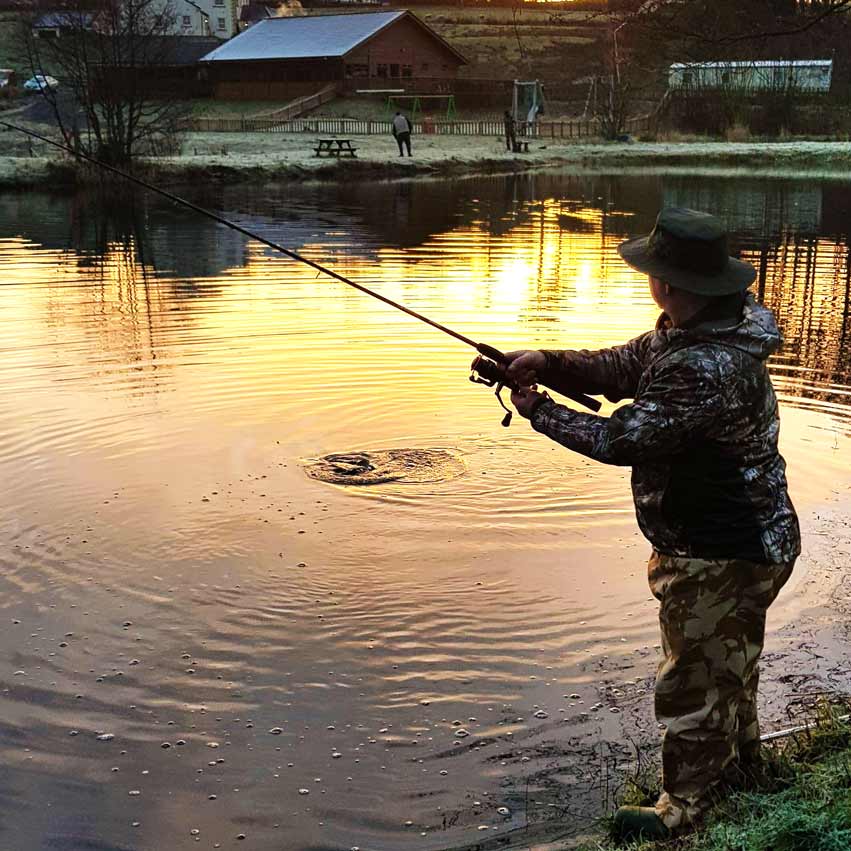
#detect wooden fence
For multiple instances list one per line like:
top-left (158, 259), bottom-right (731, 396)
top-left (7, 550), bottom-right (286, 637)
top-left (189, 113), bottom-right (654, 138)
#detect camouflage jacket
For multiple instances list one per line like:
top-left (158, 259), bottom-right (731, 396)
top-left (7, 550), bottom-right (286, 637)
top-left (531, 295), bottom-right (801, 564)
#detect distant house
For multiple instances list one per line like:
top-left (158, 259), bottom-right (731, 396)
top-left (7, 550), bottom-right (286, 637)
top-left (199, 10), bottom-right (467, 100)
top-left (32, 11), bottom-right (96, 38)
top-left (174, 0), bottom-right (240, 39)
top-left (32, 1), bottom-right (238, 39)
top-left (669, 60), bottom-right (833, 94)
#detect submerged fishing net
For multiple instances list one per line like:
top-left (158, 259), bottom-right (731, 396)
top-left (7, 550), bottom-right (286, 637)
top-left (304, 449), bottom-right (465, 486)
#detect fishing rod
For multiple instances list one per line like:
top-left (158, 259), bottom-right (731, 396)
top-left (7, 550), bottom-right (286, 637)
top-left (1, 119), bottom-right (602, 425)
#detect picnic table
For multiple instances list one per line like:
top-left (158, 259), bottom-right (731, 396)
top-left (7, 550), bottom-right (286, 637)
top-left (314, 138), bottom-right (358, 158)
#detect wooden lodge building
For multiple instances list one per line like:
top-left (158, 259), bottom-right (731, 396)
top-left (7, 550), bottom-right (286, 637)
top-left (199, 10), bottom-right (467, 100)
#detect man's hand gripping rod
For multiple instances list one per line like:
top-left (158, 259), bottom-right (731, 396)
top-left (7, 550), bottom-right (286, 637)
top-left (470, 344), bottom-right (602, 427)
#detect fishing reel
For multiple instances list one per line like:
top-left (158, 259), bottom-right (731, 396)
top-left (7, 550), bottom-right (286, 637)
top-left (469, 350), bottom-right (516, 428)
top-left (469, 343), bottom-right (602, 428)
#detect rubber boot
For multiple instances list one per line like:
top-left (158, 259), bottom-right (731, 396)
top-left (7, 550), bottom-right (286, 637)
top-left (613, 806), bottom-right (671, 841)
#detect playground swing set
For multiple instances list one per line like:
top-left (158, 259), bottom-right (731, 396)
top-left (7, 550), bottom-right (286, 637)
top-left (385, 93), bottom-right (457, 121)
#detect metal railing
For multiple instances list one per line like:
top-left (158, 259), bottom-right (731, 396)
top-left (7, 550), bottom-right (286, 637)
top-left (250, 83), bottom-right (338, 123)
top-left (188, 113), bottom-right (654, 138)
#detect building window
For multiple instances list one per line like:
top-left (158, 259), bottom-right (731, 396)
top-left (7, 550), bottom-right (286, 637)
top-left (390, 63), bottom-right (400, 77)
top-left (402, 64), bottom-right (412, 78)
top-left (376, 63), bottom-right (388, 78)
top-left (182, 14), bottom-right (191, 25)
top-left (217, 16), bottom-right (226, 29)
top-left (345, 63), bottom-right (369, 79)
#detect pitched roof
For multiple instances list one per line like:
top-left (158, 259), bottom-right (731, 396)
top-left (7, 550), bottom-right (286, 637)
top-left (200, 11), bottom-right (464, 64)
top-left (201, 11), bottom-right (405, 62)
top-left (157, 36), bottom-right (226, 66)
top-left (33, 10), bottom-right (96, 28)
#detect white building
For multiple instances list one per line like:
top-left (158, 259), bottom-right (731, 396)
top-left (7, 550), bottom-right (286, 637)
top-left (669, 59), bottom-right (833, 94)
top-left (175, 0), bottom-right (239, 38)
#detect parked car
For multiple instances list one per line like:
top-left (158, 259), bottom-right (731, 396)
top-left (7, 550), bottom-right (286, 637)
top-left (23, 75), bottom-right (59, 92)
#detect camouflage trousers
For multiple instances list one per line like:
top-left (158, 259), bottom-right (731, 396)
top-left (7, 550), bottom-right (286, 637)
top-left (647, 550), bottom-right (794, 830)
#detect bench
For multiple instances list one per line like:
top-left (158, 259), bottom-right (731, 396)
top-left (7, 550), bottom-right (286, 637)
top-left (314, 138), bottom-right (358, 158)
top-left (512, 140), bottom-right (530, 153)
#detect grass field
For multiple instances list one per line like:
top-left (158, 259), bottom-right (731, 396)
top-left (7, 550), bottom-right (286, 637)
top-left (410, 4), bottom-right (606, 83)
top-left (190, 100), bottom-right (298, 118)
top-left (411, 5), bottom-right (602, 25)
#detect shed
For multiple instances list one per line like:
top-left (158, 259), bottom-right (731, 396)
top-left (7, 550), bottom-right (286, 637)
top-left (199, 10), bottom-right (467, 100)
top-left (669, 60), bottom-right (833, 94)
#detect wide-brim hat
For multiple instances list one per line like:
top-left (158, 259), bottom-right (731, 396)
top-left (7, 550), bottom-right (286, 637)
top-left (618, 207), bottom-right (755, 296)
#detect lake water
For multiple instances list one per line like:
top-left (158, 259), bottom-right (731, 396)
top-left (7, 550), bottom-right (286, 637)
top-left (1, 171), bottom-right (850, 851)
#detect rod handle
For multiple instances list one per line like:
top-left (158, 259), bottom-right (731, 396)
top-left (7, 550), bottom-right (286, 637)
top-left (476, 342), bottom-right (507, 363)
top-left (542, 377), bottom-right (602, 413)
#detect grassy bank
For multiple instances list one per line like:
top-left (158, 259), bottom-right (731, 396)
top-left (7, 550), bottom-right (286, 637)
top-left (592, 705), bottom-right (851, 851)
top-left (5, 133), bottom-right (851, 190)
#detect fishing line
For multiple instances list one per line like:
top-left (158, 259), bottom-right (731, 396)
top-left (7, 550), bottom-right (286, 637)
top-left (1, 120), bottom-right (478, 345)
top-left (0, 119), bottom-right (601, 421)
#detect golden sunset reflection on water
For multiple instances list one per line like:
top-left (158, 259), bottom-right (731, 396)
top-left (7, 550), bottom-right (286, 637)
top-left (0, 174), bottom-right (849, 850)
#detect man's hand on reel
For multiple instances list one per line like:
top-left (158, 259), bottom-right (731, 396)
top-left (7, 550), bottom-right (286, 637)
top-left (510, 385), bottom-right (550, 420)
top-left (504, 350), bottom-right (547, 387)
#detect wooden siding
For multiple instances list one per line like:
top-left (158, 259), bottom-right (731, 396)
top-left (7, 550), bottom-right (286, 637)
top-left (209, 58), bottom-right (343, 100)
top-left (345, 15), bottom-right (462, 82)
top-left (213, 78), bottom-right (340, 100)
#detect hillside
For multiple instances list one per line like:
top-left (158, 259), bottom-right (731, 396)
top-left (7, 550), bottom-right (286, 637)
top-left (0, 16), bottom-right (27, 78)
top-left (408, 5), bottom-right (607, 85)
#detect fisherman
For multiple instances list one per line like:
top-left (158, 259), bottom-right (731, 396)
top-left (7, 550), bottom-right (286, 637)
top-left (392, 111), bottom-right (412, 157)
top-left (504, 208), bottom-right (801, 840)
top-left (503, 109), bottom-right (516, 152)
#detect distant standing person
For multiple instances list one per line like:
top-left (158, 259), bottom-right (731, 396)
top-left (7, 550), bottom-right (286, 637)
top-left (392, 111), bottom-right (412, 157)
top-left (503, 110), bottom-right (516, 152)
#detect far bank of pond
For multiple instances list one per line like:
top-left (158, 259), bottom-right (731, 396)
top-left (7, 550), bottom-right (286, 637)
top-left (4, 134), bottom-right (851, 188)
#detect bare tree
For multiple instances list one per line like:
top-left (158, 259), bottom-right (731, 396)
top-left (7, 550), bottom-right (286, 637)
top-left (591, 73), bottom-right (632, 139)
top-left (618, 0), bottom-right (851, 59)
top-left (20, 0), bottom-right (188, 165)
